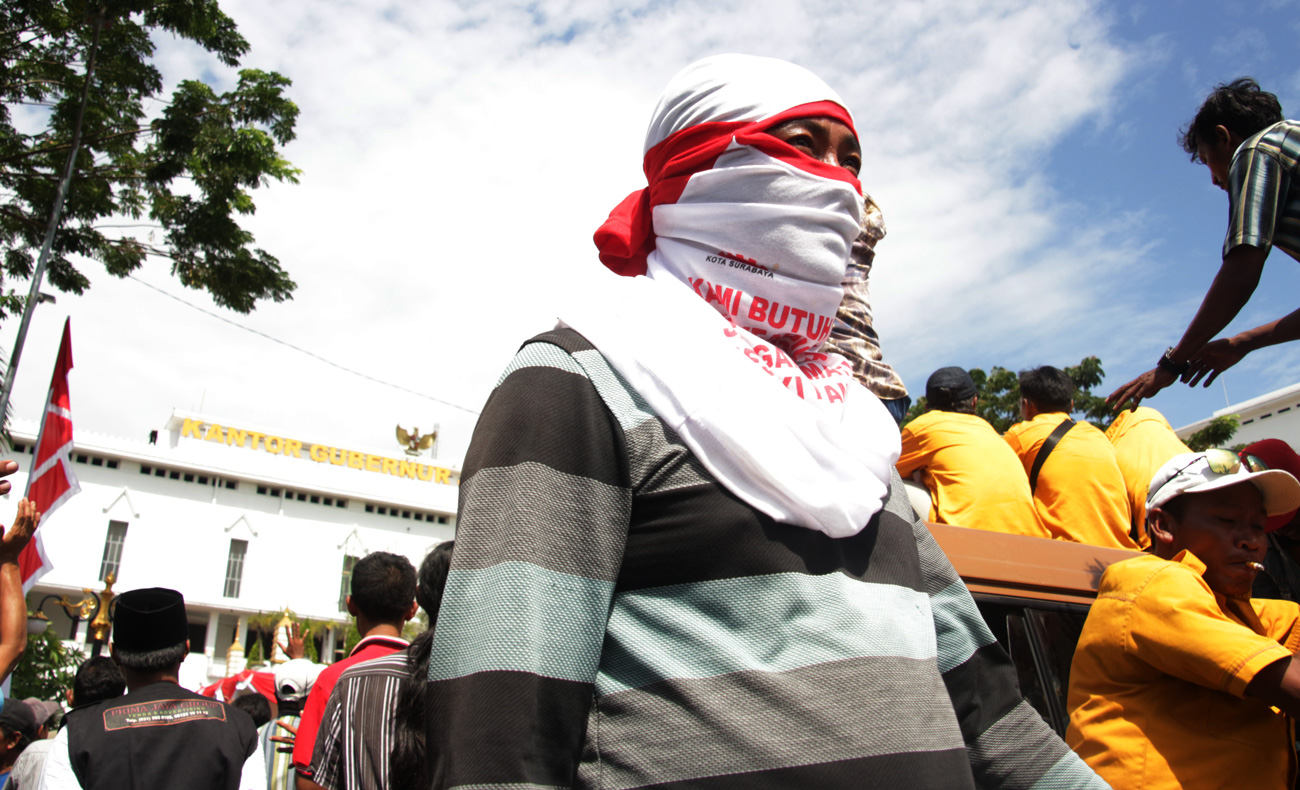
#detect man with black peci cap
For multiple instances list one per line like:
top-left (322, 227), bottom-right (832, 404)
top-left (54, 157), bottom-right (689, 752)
top-left (1068, 451), bottom-right (1300, 789)
top-left (896, 367), bottom-right (1047, 537)
top-left (40, 587), bottom-right (265, 789)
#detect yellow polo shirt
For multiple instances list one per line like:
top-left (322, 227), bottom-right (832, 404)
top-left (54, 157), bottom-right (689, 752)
top-left (1105, 406), bottom-right (1191, 549)
top-left (897, 410), bottom-right (1047, 538)
top-left (1004, 412), bottom-right (1137, 549)
top-left (1067, 551), bottom-right (1300, 790)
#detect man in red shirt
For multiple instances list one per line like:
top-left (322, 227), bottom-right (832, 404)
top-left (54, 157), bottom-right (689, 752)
top-left (293, 552), bottom-right (417, 790)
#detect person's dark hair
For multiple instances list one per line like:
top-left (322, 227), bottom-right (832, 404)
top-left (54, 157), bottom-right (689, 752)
top-left (72, 656), bottom-right (126, 708)
top-left (415, 541), bottom-right (454, 619)
top-left (1018, 366), bottom-right (1074, 413)
top-left (1181, 78), bottom-right (1283, 161)
top-left (350, 551), bottom-right (417, 623)
top-left (391, 541), bottom-right (455, 787)
top-left (931, 397), bottom-right (977, 415)
top-left (232, 693), bottom-right (272, 729)
top-left (112, 641), bottom-right (187, 673)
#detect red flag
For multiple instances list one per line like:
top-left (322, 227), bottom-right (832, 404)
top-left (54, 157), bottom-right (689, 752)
top-left (20, 318), bottom-right (79, 590)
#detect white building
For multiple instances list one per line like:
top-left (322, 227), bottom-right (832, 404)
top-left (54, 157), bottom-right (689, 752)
top-left (9, 410), bottom-right (458, 684)
top-left (1176, 382), bottom-right (1300, 449)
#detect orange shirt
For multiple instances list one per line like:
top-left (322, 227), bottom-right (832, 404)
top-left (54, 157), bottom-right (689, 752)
top-left (1004, 412), bottom-right (1136, 549)
top-left (1067, 551), bottom-right (1300, 790)
top-left (897, 410), bottom-right (1047, 538)
top-left (1105, 406), bottom-right (1191, 549)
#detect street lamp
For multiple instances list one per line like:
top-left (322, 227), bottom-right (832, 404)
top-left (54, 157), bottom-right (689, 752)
top-left (31, 572), bottom-right (117, 656)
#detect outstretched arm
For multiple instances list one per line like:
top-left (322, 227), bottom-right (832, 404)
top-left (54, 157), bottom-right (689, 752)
top-left (0, 499), bottom-right (39, 683)
top-left (1185, 305), bottom-right (1300, 386)
top-left (1107, 245), bottom-right (1267, 409)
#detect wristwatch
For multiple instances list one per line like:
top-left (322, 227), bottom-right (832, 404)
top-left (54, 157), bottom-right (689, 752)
top-left (1156, 347), bottom-right (1189, 376)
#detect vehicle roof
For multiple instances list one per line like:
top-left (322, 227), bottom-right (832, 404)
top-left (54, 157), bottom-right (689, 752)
top-left (926, 522), bottom-right (1144, 606)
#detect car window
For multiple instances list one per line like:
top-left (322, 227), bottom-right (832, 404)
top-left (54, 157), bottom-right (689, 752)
top-left (976, 598), bottom-right (1090, 737)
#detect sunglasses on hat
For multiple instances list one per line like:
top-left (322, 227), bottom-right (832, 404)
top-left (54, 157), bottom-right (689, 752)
top-left (1167, 448), bottom-right (1269, 479)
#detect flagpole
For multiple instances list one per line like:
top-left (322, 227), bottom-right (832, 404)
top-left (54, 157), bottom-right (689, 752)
top-left (0, 14), bottom-right (104, 429)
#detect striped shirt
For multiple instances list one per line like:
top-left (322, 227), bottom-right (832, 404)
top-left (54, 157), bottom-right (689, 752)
top-left (308, 651), bottom-right (412, 790)
top-left (1224, 119), bottom-right (1300, 262)
top-left (427, 328), bottom-right (1107, 789)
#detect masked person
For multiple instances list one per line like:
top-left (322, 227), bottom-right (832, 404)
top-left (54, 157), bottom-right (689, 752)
top-left (40, 588), bottom-right (263, 789)
top-left (426, 54), bottom-right (1107, 789)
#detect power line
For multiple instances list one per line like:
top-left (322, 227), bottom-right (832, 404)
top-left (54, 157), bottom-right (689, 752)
top-left (126, 275), bottom-right (481, 416)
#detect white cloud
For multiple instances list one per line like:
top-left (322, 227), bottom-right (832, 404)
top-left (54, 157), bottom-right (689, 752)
top-left (2, 0), bottom-right (1161, 458)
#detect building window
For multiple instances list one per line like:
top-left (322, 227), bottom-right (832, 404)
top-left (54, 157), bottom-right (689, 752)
top-left (339, 555), bottom-right (358, 611)
top-left (223, 540), bottom-right (248, 598)
top-left (98, 521), bottom-right (128, 581)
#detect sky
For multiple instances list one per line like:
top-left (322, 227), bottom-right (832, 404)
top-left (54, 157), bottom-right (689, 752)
top-left (4, 0), bottom-right (1300, 463)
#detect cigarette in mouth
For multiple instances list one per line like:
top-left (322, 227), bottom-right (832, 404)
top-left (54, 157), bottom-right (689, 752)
top-left (1248, 562), bottom-right (1266, 572)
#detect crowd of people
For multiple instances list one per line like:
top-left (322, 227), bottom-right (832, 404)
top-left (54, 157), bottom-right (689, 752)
top-left (0, 55), bottom-right (1294, 789)
top-left (898, 365), bottom-right (1187, 551)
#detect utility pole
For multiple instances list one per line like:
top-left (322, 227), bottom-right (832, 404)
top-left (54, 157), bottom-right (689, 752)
top-left (0, 13), bottom-right (105, 424)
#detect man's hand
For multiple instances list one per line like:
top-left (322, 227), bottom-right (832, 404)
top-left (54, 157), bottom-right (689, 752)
top-left (0, 460), bottom-right (18, 497)
top-left (270, 719), bottom-right (297, 753)
top-left (277, 622), bottom-right (307, 661)
top-left (1184, 337), bottom-right (1248, 387)
top-left (1106, 367), bottom-right (1177, 411)
top-left (0, 499), bottom-right (40, 564)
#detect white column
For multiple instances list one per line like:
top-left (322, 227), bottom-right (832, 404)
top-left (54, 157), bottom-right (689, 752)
top-left (203, 611), bottom-right (220, 678)
top-left (322, 627), bottom-right (336, 664)
top-left (236, 615), bottom-right (248, 650)
top-left (73, 618), bottom-right (88, 645)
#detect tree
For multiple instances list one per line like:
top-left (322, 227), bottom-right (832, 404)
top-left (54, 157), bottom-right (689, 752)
top-left (1184, 414), bottom-right (1241, 452)
top-left (0, 0), bottom-right (299, 321)
top-left (903, 356), bottom-right (1118, 433)
top-left (11, 628), bottom-right (82, 700)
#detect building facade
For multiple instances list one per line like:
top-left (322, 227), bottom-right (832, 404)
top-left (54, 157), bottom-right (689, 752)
top-left (1176, 382), bottom-right (1300, 450)
top-left (10, 410), bottom-right (458, 685)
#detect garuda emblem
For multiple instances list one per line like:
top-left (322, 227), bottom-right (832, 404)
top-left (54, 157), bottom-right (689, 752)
top-left (396, 425), bottom-right (436, 456)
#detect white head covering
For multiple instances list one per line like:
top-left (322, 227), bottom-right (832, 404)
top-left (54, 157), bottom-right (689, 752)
top-left (569, 55), bottom-right (900, 539)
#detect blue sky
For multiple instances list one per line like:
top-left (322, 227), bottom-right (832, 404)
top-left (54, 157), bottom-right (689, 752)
top-left (996, 0), bottom-right (1300, 428)
top-left (2, 0), bottom-right (1299, 457)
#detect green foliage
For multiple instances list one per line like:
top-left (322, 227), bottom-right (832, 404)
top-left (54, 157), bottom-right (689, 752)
top-left (11, 628), bottom-right (82, 701)
top-left (902, 356), bottom-right (1115, 434)
top-left (0, 0), bottom-right (299, 321)
top-left (1185, 415), bottom-right (1240, 453)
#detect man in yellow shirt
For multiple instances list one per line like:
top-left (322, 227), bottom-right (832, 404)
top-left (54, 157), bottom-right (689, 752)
top-left (1105, 406), bottom-right (1192, 548)
top-left (1067, 450), bottom-right (1300, 789)
top-left (1004, 366), bottom-right (1136, 549)
top-left (897, 367), bottom-right (1047, 537)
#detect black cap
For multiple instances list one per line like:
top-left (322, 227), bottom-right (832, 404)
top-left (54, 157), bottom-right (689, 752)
top-left (0, 699), bottom-right (38, 742)
top-left (926, 367), bottom-right (977, 409)
top-left (112, 588), bottom-right (188, 653)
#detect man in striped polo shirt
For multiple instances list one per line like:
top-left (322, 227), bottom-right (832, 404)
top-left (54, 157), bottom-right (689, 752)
top-left (1109, 79), bottom-right (1300, 407)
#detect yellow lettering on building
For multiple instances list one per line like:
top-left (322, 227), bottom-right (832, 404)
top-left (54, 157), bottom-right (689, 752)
top-left (178, 420), bottom-right (459, 486)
